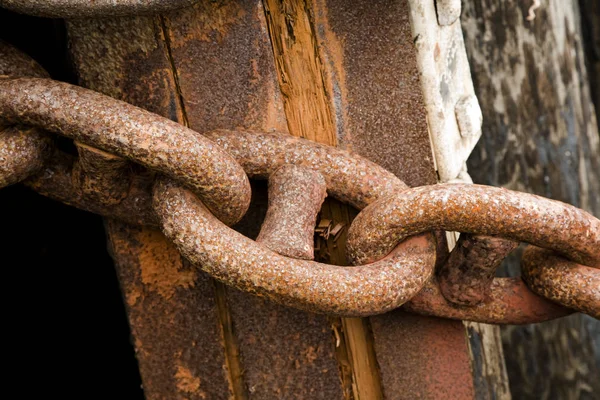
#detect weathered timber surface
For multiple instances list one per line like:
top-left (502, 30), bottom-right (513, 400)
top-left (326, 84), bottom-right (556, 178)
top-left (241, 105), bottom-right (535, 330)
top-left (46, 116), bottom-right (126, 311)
top-left (68, 15), bottom-right (233, 399)
top-left (579, 0), bottom-right (600, 372)
top-left (461, 1), bottom-right (600, 398)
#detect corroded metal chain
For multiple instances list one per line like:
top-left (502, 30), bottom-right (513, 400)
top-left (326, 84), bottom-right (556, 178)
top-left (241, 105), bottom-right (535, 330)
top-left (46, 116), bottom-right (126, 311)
top-left (1, 41), bottom-right (598, 323)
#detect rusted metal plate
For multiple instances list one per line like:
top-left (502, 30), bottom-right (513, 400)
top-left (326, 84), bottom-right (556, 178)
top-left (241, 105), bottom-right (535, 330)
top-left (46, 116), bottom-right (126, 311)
top-left (370, 311), bottom-right (475, 400)
top-left (67, 17), bottom-right (186, 122)
top-left (66, 15), bottom-right (233, 400)
top-left (162, 0), bottom-right (288, 133)
top-left (1, 0), bottom-right (200, 18)
top-left (310, 0), bottom-right (437, 188)
top-left (107, 223), bottom-right (232, 399)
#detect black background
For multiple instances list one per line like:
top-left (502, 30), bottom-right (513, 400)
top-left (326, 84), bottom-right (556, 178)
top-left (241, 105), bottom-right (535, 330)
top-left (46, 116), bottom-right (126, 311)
top-left (1, 9), bottom-right (145, 399)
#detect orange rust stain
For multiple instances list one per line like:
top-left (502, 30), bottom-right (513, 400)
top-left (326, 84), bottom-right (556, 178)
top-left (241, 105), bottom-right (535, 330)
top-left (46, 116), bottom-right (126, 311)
top-left (175, 364), bottom-right (206, 398)
top-left (136, 228), bottom-right (196, 299)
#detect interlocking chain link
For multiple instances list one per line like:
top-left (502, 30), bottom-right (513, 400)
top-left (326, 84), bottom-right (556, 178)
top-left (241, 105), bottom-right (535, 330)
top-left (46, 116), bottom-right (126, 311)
top-left (0, 41), bottom-right (598, 323)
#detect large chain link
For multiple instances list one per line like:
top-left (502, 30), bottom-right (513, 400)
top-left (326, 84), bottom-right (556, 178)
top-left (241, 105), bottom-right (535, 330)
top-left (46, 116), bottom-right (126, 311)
top-left (1, 41), bottom-right (598, 323)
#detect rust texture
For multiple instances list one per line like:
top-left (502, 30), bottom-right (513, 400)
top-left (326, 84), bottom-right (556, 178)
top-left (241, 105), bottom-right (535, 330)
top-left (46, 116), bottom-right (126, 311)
top-left (404, 277), bottom-right (572, 325)
top-left (369, 311), bottom-right (475, 400)
top-left (162, 1), bottom-right (288, 134)
top-left (522, 246), bottom-right (600, 319)
top-left (107, 222), bottom-right (232, 400)
top-left (309, 0), bottom-right (437, 188)
top-left (305, 1), bottom-right (479, 398)
top-left (72, 142), bottom-right (131, 206)
top-left (25, 150), bottom-right (157, 226)
top-left (0, 0), bottom-right (200, 18)
top-left (154, 177), bottom-right (435, 316)
top-left (66, 15), bottom-right (235, 400)
top-left (206, 130), bottom-right (406, 207)
top-left (348, 183), bottom-right (600, 268)
top-left (439, 235), bottom-right (519, 306)
top-left (0, 125), bottom-right (51, 188)
top-left (66, 16), bottom-right (186, 122)
top-left (0, 77), bottom-right (250, 226)
top-left (0, 41), bottom-right (51, 188)
top-left (0, 39), bottom-right (48, 79)
top-left (256, 165), bottom-right (327, 260)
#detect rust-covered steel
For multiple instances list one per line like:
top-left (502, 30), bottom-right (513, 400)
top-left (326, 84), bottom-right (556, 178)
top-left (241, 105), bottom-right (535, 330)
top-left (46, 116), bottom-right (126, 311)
top-left (72, 142), bottom-right (131, 206)
top-left (256, 165), bottom-right (327, 260)
top-left (154, 177), bottom-right (436, 316)
top-left (404, 277), bottom-right (572, 325)
top-left (0, 0), bottom-right (199, 18)
top-left (0, 125), bottom-right (51, 188)
top-left (347, 183), bottom-right (600, 268)
top-left (26, 150), bottom-right (157, 226)
top-left (0, 77), bottom-right (250, 226)
top-left (205, 130), bottom-right (406, 207)
top-left (522, 247), bottom-right (600, 319)
top-left (0, 48), bottom-right (597, 321)
top-left (438, 235), bottom-right (519, 306)
top-left (0, 41), bottom-right (51, 189)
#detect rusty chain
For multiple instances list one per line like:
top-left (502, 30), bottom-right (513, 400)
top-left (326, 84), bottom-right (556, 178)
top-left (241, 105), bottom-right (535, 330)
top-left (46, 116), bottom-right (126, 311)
top-left (0, 40), bottom-right (598, 323)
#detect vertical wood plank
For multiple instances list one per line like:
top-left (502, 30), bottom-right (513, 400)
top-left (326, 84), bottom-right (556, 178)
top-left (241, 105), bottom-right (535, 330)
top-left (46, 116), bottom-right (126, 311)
top-left (461, 1), bottom-right (600, 398)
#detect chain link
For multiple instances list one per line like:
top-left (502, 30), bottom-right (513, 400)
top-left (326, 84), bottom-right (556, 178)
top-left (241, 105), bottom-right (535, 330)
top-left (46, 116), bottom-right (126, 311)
top-left (0, 41), bottom-right (598, 323)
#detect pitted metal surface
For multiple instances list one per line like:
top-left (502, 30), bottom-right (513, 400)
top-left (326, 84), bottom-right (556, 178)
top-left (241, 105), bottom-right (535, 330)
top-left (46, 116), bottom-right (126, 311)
top-left (0, 42), bottom-right (51, 189)
top-left (256, 165), bottom-right (327, 260)
top-left (0, 60), bottom-right (597, 320)
top-left (73, 142), bottom-right (131, 206)
top-left (205, 130), bottom-right (406, 209)
top-left (522, 247), bottom-right (600, 319)
top-left (0, 78), bottom-right (250, 226)
top-left (153, 178), bottom-right (436, 317)
top-left (0, 125), bottom-right (51, 188)
top-left (26, 149), bottom-right (157, 227)
top-left (347, 184), bottom-right (600, 268)
top-left (403, 277), bottom-right (573, 324)
top-left (438, 235), bottom-right (519, 306)
top-left (0, 0), bottom-right (200, 18)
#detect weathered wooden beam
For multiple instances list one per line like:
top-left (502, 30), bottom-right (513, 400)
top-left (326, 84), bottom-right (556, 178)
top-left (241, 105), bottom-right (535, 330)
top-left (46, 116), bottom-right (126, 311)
top-left (461, 1), bottom-right (600, 398)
